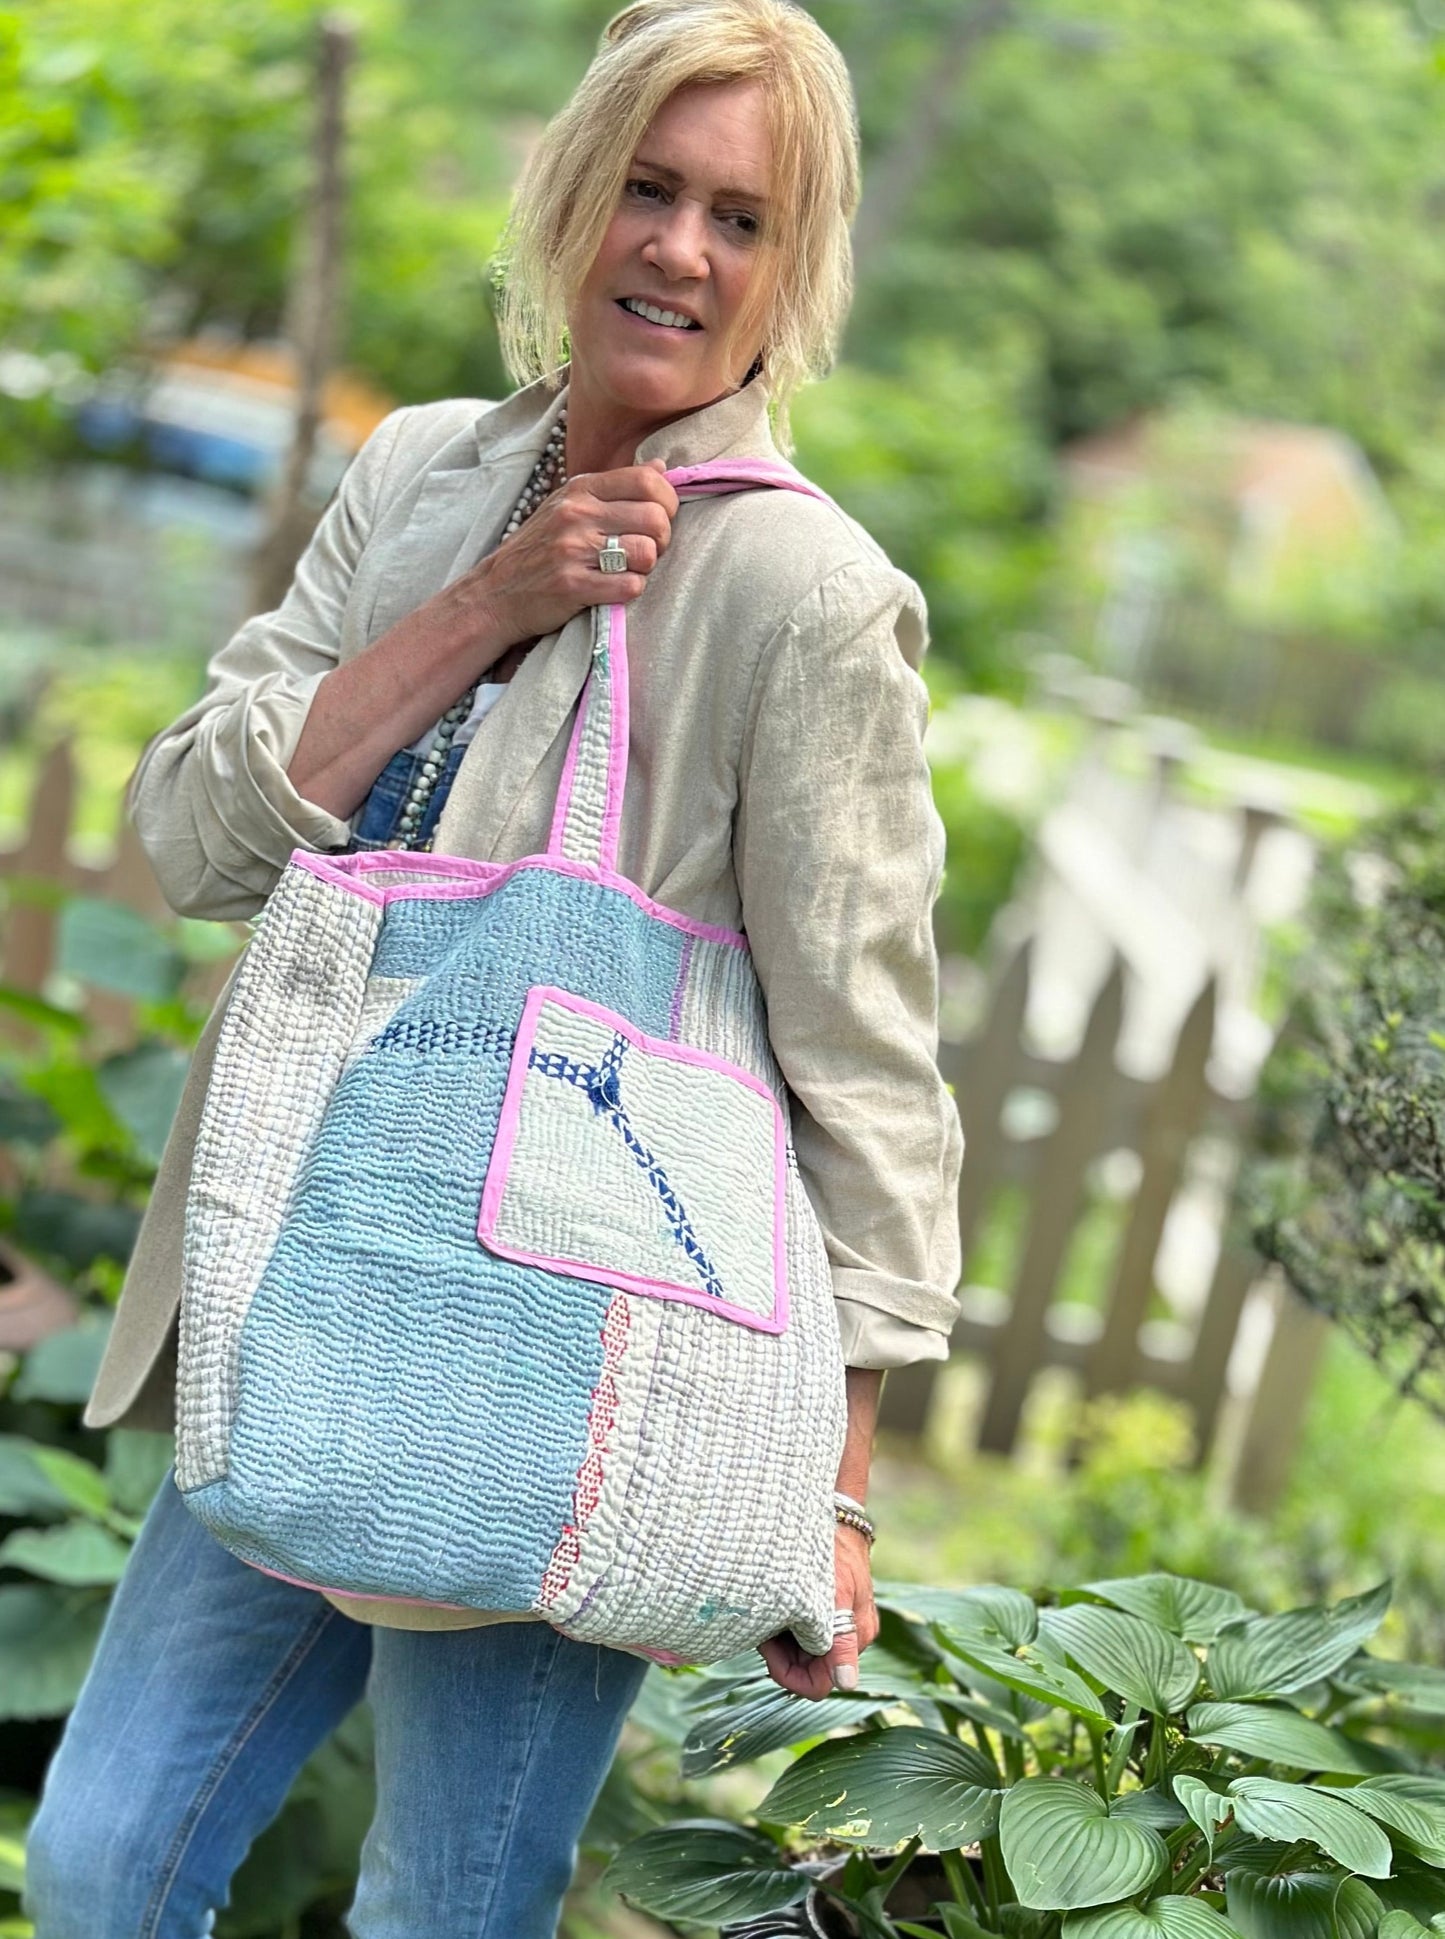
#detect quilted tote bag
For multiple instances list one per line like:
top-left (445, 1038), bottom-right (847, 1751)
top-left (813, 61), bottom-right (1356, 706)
top-left (174, 457), bottom-right (849, 1666)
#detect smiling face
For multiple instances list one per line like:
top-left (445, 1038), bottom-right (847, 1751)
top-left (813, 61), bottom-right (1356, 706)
top-left (566, 79), bottom-right (775, 439)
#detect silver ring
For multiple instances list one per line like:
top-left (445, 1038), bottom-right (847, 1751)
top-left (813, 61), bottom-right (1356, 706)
top-left (597, 535), bottom-right (628, 575)
top-left (831, 1607), bottom-right (857, 1636)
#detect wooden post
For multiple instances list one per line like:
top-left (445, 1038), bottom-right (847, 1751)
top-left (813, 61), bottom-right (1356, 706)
top-left (1082, 975), bottom-right (1217, 1402)
top-left (878, 939), bottom-right (1031, 1437)
top-left (0, 740), bottom-right (77, 1043)
top-left (1185, 1235), bottom-right (1260, 1463)
top-left (1227, 1275), bottom-right (1331, 1513)
top-left (976, 958), bottom-right (1126, 1454)
top-left (250, 15), bottom-right (356, 617)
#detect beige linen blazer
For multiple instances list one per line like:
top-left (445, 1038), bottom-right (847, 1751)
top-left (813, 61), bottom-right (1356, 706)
top-left (82, 369), bottom-right (964, 1481)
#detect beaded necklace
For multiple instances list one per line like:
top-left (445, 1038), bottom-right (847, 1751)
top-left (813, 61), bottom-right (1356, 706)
top-left (391, 405), bottom-right (569, 851)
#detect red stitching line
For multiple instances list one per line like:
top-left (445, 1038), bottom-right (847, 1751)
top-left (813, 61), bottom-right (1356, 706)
top-left (539, 1296), bottom-right (631, 1609)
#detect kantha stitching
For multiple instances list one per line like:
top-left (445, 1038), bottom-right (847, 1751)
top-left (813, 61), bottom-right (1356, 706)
top-left (529, 1032), bottom-right (725, 1299)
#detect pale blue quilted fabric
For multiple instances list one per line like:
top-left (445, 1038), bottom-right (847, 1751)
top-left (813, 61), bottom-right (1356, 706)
top-left (176, 465), bottom-right (852, 1664)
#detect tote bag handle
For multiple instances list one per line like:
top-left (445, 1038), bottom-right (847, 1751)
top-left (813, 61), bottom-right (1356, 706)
top-left (545, 459), bottom-right (830, 871)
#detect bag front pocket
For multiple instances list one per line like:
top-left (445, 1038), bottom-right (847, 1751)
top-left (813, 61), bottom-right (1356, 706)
top-left (478, 984), bottom-right (788, 1332)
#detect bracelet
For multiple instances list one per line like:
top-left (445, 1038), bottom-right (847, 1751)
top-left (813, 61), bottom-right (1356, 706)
top-left (833, 1491), bottom-right (876, 1545)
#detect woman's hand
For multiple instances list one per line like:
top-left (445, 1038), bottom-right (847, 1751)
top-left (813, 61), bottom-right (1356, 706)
top-left (757, 1525), bottom-right (879, 1697)
top-left (462, 458), bottom-right (680, 655)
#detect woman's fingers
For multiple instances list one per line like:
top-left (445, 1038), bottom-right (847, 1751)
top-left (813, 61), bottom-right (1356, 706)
top-left (592, 532), bottom-right (659, 575)
top-left (589, 460), bottom-right (681, 522)
top-left (757, 1632), bottom-right (835, 1699)
top-left (573, 463), bottom-right (679, 553)
top-left (825, 1531), bottom-right (878, 1692)
top-left (756, 1531), bottom-right (880, 1696)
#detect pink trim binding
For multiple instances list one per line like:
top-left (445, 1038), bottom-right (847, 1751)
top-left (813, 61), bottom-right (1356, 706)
top-left (541, 459), bottom-right (826, 869)
top-left (670, 458), bottom-right (831, 504)
top-left (478, 982), bottom-right (790, 1334)
top-left (291, 848), bottom-right (749, 950)
top-left (598, 602), bottom-right (628, 873)
top-left (243, 1555), bottom-right (477, 1611)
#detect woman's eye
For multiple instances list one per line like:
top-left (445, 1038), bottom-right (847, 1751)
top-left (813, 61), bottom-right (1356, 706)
top-left (726, 212), bottom-right (760, 237)
top-left (626, 178), bottom-right (665, 202)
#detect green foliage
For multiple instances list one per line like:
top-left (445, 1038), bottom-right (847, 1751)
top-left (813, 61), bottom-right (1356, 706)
top-left (0, 880), bottom-right (381, 1935)
top-left (605, 1575), bottom-right (1445, 1938)
top-left (792, 341), bottom-right (1054, 684)
top-left (1249, 795), bottom-right (1445, 1423)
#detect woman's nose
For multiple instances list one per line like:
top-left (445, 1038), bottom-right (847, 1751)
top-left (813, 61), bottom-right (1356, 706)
top-left (641, 201), bottom-right (710, 283)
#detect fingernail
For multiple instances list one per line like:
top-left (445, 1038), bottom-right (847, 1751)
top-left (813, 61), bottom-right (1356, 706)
top-left (832, 1662), bottom-right (858, 1691)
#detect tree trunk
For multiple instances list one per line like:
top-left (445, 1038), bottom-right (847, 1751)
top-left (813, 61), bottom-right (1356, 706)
top-left (249, 14), bottom-right (355, 617)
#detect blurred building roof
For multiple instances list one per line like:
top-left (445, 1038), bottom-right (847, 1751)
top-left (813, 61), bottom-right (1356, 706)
top-left (73, 333), bottom-right (396, 499)
top-left (1062, 411), bottom-right (1396, 615)
top-left (157, 337), bottom-right (395, 453)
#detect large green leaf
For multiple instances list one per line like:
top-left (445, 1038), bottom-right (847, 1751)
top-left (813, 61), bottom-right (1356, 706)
top-left (1343, 1660), bottom-right (1445, 1717)
top-left (1227, 1779), bottom-right (1393, 1878)
top-left (0, 1081), bottom-right (62, 1147)
top-left (933, 1686), bottom-right (1032, 1742)
top-left (1225, 1868), bottom-right (1382, 1939)
top-left (1174, 1775), bottom-right (1235, 1853)
top-left (1041, 1603), bottom-right (1201, 1714)
top-left (0, 1519), bottom-right (130, 1585)
top-left (0, 1434), bottom-right (74, 1519)
top-left (103, 1430), bottom-right (175, 1518)
top-left (942, 1633), bottom-right (1107, 1722)
top-left (1376, 1914), bottom-right (1434, 1939)
top-left (877, 1580), bottom-right (1038, 1647)
top-left (13, 1190), bottom-right (141, 1274)
top-left (11, 1316), bottom-right (111, 1404)
top-left (96, 1043), bottom-right (189, 1165)
top-left (58, 897), bottom-right (184, 1001)
top-left (999, 1779), bottom-right (1168, 1911)
top-left (1372, 1857), bottom-right (1445, 1922)
top-left (1082, 1576), bottom-right (1254, 1645)
top-left (0, 1799), bottom-right (28, 1894)
top-left (1325, 1780), bottom-right (1445, 1866)
top-left (1064, 1896), bottom-right (1242, 1939)
top-left (27, 1445), bottom-right (111, 1522)
top-left (680, 1680), bottom-right (897, 1777)
top-left (1362, 1778), bottom-right (1445, 1809)
top-left (1187, 1702), bottom-right (1378, 1774)
top-left (1208, 1587), bottom-right (1392, 1703)
top-left (1113, 1788), bottom-right (1189, 1831)
top-left (758, 1726), bottom-right (1000, 1849)
top-left (603, 1821), bottom-right (807, 1924)
top-left (0, 985), bottom-right (85, 1037)
top-left (0, 1585), bottom-right (107, 1718)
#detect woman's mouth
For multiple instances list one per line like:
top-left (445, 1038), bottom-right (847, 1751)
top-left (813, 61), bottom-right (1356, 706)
top-left (616, 296), bottom-right (703, 333)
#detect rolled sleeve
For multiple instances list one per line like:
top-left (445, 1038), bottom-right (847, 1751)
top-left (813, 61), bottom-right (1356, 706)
top-left (126, 406), bottom-right (412, 921)
top-left (736, 559), bottom-right (964, 1350)
top-left (835, 1296), bottom-right (950, 1370)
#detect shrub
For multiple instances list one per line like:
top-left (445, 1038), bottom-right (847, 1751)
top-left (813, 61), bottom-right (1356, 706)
top-left (606, 1574), bottom-right (1445, 1939)
top-left (1249, 795), bottom-right (1445, 1423)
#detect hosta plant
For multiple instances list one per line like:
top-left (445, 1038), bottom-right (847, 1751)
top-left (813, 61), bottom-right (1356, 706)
top-left (605, 1574), bottom-right (1445, 1939)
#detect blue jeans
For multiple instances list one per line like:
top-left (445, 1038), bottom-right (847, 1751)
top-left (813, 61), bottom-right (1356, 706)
top-left (24, 1471), bottom-right (648, 1937)
top-left (347, 741), bottom-right (468, 850)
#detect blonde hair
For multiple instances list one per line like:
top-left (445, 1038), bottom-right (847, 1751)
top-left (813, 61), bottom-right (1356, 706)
top-left (494, 0), bottom-right (860, 453)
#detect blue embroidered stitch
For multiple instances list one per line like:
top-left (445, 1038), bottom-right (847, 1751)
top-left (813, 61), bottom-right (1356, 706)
top-left (371, 1018), bottom-right (517, 1058)
top-left (529, 1031), bottom-right (725, 1299)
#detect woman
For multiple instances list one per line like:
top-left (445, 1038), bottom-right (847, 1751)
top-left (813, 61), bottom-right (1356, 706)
top-left (26, 0), bottom-right (963, 1932)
